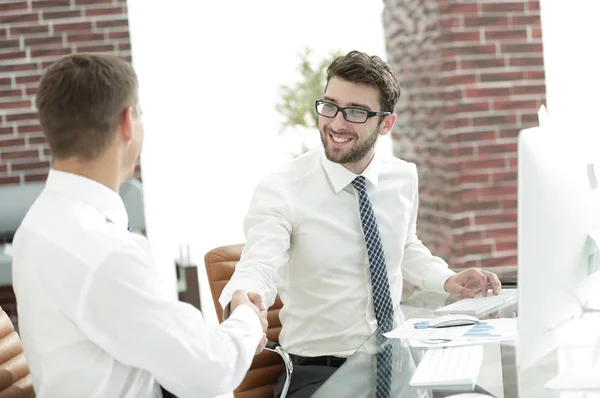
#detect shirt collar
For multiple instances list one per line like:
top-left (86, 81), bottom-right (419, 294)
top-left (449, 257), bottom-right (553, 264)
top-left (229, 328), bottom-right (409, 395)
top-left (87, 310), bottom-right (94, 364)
top-left (321, 150), bottom-right (380, 193)
top-left (44, 169), bottom-right (129, 229)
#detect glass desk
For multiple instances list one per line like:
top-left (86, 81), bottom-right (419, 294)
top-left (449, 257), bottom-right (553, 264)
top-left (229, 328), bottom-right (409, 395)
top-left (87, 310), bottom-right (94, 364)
top-left (311, 287), bottom-right (599, 398)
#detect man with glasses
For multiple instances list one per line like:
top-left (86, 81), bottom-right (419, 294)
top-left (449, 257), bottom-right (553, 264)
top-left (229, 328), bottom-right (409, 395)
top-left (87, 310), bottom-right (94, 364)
top-left (220, 51), bottom-right (501, 397)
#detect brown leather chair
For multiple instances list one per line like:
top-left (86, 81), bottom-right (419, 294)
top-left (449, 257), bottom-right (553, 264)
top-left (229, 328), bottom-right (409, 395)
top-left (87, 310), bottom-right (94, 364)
top-left (0, 307), bottom-right (35, 398)
top-left (204, 244), bottom-right (292, 398)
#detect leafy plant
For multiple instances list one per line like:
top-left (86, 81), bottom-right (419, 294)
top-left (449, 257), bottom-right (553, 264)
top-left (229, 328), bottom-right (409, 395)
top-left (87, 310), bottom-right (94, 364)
top-left (275, 48), bottom-right (342, 155)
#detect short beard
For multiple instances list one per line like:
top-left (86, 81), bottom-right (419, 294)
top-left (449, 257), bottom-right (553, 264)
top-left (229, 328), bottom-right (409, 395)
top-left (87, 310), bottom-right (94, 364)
top-left (321, 126), bottom-right (379, 164)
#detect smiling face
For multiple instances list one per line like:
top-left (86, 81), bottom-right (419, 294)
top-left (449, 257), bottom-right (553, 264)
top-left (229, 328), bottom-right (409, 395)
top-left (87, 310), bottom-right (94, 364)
top-left (318, 77), bottom-right (396, 173)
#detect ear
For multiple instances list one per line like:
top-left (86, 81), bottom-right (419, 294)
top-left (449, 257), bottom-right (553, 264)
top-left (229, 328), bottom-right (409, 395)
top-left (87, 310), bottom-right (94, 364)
top-left (379, 113), bottom-right (397, 136)
top-left (119, 106), bottom-right (135, 143)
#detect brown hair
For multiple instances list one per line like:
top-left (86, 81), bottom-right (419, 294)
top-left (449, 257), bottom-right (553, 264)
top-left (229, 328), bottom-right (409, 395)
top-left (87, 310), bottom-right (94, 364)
top-left (325, 50), bottom-right (401, 113)
top-left (35, 53), bottom-right (139, 159)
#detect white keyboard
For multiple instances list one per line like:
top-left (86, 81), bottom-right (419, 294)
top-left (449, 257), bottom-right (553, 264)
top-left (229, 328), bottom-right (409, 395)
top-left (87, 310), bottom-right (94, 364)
top-left (410, 345), bottom-right (484, 390)
top-left (434, 289), bottom-right (518, 316)
top-left (545, 367), bottom-right (600, 391)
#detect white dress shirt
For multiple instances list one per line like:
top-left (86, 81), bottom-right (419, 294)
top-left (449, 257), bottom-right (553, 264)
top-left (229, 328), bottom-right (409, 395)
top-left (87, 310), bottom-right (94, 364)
top-left (219, 148), bottom-right (455, 357)
top-left (12, 169), bottom-right (263, 398)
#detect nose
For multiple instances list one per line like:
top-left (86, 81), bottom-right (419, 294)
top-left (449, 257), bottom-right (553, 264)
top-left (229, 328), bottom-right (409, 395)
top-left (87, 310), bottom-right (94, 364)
top-left (329, 110), bottom-right (348, 132)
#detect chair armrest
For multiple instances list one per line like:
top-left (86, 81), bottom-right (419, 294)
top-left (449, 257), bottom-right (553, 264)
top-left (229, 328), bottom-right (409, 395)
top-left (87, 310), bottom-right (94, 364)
top-left (264, 341), bottom-right (293, 398)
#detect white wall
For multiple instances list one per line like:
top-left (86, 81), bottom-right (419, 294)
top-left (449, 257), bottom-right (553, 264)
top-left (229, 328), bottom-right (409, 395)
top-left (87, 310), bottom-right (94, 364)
top-left (127, 1), bottom-right (390, 331)
top-left (539, 0), bottom-right (600, 126)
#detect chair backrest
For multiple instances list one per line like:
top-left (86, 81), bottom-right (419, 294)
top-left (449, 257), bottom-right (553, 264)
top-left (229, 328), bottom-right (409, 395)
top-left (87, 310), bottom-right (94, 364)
top-left (0, 307), bottom-right (35, 398)
top-left (204, 244), bottom-right (283, 398)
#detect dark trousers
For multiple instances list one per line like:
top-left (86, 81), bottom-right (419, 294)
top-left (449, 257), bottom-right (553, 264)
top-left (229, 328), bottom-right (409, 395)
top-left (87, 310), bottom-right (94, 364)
top-left (273, 364), bottom-right (338, 398)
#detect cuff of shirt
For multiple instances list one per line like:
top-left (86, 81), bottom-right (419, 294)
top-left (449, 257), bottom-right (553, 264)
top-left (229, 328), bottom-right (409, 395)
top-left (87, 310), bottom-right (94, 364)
top-left (422, 268), bottom-right (456, 294)
top-left (228, 304), bottom-right (263, 338)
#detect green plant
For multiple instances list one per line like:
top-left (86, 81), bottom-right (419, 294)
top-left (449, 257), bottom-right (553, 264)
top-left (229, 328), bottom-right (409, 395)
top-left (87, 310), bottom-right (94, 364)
top-left (275, 48), bottom-right (342, 155)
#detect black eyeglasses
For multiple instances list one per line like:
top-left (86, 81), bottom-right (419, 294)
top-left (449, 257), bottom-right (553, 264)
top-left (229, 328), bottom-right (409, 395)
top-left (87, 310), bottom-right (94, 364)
top-left (315, 99), bottom-right (390, 124)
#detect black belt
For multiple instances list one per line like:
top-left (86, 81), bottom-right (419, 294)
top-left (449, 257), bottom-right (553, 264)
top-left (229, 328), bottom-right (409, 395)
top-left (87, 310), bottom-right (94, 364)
top-left (289, 354), bottom-right (347, 368)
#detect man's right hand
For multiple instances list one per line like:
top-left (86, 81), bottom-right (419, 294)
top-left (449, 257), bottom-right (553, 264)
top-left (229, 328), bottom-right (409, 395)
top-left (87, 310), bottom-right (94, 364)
top-left (231, 290), bottom-right (269, 355)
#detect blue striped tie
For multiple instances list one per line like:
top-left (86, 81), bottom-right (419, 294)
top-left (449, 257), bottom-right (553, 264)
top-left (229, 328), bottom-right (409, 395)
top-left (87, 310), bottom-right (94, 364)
top-left (352, 176), bottom-right (394, 398)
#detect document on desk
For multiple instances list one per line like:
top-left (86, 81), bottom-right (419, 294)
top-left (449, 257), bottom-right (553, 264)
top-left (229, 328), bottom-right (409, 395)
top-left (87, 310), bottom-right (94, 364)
top-left (383, 318), bottom-right (517, 348)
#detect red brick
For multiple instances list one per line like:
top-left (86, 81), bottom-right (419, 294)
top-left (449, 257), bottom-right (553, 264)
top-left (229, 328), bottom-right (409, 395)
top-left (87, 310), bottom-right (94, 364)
top-left (24, 173), bottom-right (49, 182)
top-left (457, 231), bottom-right (484, 242)
top-left (0, 138), bottom-right (25, 148)
top-left (107, 31), bottom-right (130, 40)
top-left (446, 3), bottom-right (479, 13)
top-left (485, 227), bottom-right (517, 239)
top-left (1, 149), bottom-right (39, 160)
top-left (447, 101), bottom-right (490, 113)
top-left (520, 113), bottom-right (540, 125)
top-left (24, 36), bottom-right (63, 46)
top-left (15, 74), bottom-right (41, 85)
top-left (0, 77), bottom-right (11, 87)
top-left (506, 157), bottom-right (518, 169)
top-left (11, 161), bottom-right (50, 171)
top-left (512, 84), bottom-right (546, 95)
top-left (0, 39), bottom-right (20, 49)
top-left (449, 31), bottom-right (481, 43)
top-left (457, 243), bottom-right (494, 258)
top-left (439, 73), bottom-right (477, 86)
top-left (501, 43), bottom-right (543, 54)
top-left (25, 87), bottom-right (37, 96)
top-left (1, 2), bottom-right (27, 12)
top-left (479, 142), bottom-right (518, 156)
top-left (18, 125), bottom-right (42, 134)
top-left (475, 212), bottom-right (517, 225)
top-left (445, 44), bottom-right (497, 57)
top-left (481, 2), bottom-right (525, 13)
top-left (480, 71), bottom-right (525, 83)
top-left (0, 12), bottom-right (38, 24)
top-left (481, 256), bottom-right (517, 268)
top-left (117, 42), bottom-right (130, 51)
top-left (76, 44), bottom-right (114, 53)
top-left (96, 19), bottom-right (129, 29)
top-left (493, 99), bottom-right (538, 111)
top-left (42, 10), bottom-right (83, 20)
top-left (0, 176), bottom-right (20, 185)
top-left (526, 70), bottom-right (545, 80)
top-left (512, 15), bottom-right (542, 26)
top-left (531, 27), bottom-right (542, 39)
top-left (460, 158), bottom-right (506, 170)
top-left (9, 24), bottom-right (50, 35)
top-left (30, 47), bottom-right (71, 58)
top-left (472, 114), bottom-right (517, 127)
top-left (31, 0), bottom-right (71, 8)
top-left (479, 186), bottom-right (517, 198)
top-left (461, 57), bottom-right (506, 70)
top-left (53, 22), bottom-right (93, 33)
top-left (75, 0), bottom-right (113, 3)
top-left (0, 50), bottom-right (26, 61)
top-left (528, 1), bottom-right (541, 12)
top-left (454, 130), bottom-right (496, 143)
top-left (0, 127), bottom-right (14, 135)
top-left (458, 172), bottom-right (490, 184)
top-left (28, 136), bottom-right (48, 145)
top-left (441, 17), bottom-right (462, 30)
top-left (0, 89), bottom-right (22, 98)
top-left (509, 56), bottom-right (544, 67)
top-left (85, 6), bottom-right (125, 16)
top-left (0, 164), bottom-right (7, 173)
top-left (464, 16), bottom-right (510, 28)
top-left (465, 87), bottom-right (511, 98)
top-left (0, 100), bottom-right (31, 110)
top-left (6, 112), bottom-right (38, 122)
top-left (485, 29), bottom-right (527, 41)
top-left (492, 171), bottom-right (517, 184)
top-left (67, 33), bottom-right (105, 43)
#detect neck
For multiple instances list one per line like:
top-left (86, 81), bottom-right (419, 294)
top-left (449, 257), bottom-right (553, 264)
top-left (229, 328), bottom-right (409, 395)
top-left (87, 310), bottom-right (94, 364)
top-left (52, 154), bottom-right (122, 192)
top-left (343, 151), bottom-right (376, 175)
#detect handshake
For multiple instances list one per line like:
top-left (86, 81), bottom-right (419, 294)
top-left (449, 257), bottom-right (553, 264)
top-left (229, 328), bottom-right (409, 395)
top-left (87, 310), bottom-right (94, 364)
top-left (231, 290), bottom-right (269, 355)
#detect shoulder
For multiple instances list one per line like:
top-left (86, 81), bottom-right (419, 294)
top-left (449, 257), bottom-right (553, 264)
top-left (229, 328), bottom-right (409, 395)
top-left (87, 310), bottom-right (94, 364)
top-left (259, 148), bottom-right (323, 190)
top-left (379, 153), bottom-right (418, 180)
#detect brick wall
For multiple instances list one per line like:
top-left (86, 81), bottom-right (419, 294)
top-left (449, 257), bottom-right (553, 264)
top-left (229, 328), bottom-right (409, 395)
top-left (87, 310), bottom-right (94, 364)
top-left (0, 0), bottom-right (134, 187)
top-left (383, 0), bottom-right (546, 269)
top-left (0, 0), bottom-right (135, 328)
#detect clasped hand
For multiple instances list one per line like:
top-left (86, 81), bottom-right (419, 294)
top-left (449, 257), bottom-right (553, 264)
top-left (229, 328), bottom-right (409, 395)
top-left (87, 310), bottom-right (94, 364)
top-left (231, 290), bottom-right (269, 355)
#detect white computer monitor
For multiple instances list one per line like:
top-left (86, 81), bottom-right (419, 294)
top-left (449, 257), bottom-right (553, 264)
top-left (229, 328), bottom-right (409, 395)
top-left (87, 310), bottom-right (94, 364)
top-left (517, 125), bottom-right (600, 372)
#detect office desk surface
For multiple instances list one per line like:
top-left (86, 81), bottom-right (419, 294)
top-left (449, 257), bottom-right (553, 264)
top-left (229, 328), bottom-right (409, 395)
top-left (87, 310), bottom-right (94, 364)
top-left (312, 288), bottom-right (594, 398)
